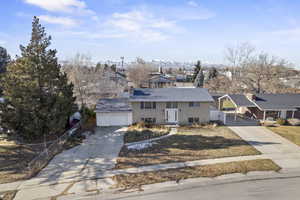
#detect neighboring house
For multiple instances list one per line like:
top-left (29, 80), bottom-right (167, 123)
top-left (96, 88), bottom-right (215, 126)
top-left (219, 93), bottom-right (300, 120)
top-left (147, 75), bottom-right (175, 88)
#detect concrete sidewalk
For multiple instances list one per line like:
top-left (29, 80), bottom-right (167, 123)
top-left (229, 126), bottom-right (300, 171)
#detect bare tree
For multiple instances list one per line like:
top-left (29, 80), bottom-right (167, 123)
top-left (63, 54), bottom-right (126, 108)
top-left (241, 53), bottom-right (290, 93)
top-left (225, 42), bottom-right (255, 68)
top-left (127, 58), bottom-right (154, 88)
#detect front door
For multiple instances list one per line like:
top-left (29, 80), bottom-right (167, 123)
top-left (165, 109), bottom-right (178, 123)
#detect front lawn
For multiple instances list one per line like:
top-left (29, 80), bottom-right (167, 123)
top-left (113, 159), bottom-right (280, 189)
top-left (0, 141), bottom-right (43, 184)
top-left (124, 125), bottom-right (170, 143)
top-left (116, 127), bottom-right (260, 169)
top-left (267, 126), bottom-right (300, 146)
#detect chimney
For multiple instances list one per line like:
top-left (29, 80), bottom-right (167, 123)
top-left (245, 93), bottom-right (256, 101)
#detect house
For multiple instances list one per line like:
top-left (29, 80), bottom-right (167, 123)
top-left (147, 75), bottom-right (175, 88)
top-left (96, 88), bottom-right (215, 126)
top-left (218, 93), bottom-right (300, 121)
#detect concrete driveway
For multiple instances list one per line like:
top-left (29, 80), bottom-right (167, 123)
top-left (229, 126), bottom-right (300, 171)
top-left (14, 127), bottom-right (125, 199)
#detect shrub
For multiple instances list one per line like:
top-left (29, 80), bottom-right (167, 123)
top-left (287, 118), bottom-right (300, 126)
top-left (276, 118), bottom-right (286, 126)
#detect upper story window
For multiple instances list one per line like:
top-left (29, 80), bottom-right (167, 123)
top-left (189, 102), bottom-right (200, 107)
top-left (140, 102), bottom-right (156, 109)
top-left (166, 102), bottom-right (178, 108)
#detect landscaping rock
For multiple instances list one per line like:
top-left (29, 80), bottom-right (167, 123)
top-left (287, 118), bottom-right (300, 126)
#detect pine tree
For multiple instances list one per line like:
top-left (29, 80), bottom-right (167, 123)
top-left (208, 67), bottom-right (218, 80)
top-left (194, 69), bottom-right (204, 88)
top-left (0, 17), bottom-right (76, 140)
top-left (0, 46), bottom-right (10, 74)
top-left (0, 46), bottom-right (10, 95)
top-left (192, 60), bottom-right (202, 81)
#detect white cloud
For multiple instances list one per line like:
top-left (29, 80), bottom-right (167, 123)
top-left (187, 1), bottom-right (199, 7)
top-left (105, 10), bottom-right (178, 42)
top-left (23, 0), bottom-right (94, 14)
top-left (39, 15), bottom-right (79, 27)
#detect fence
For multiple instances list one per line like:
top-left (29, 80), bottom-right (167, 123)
top-left (25, 122), bottom-right (81, 178)
top-left (210, 110), bottom-right (226, 124)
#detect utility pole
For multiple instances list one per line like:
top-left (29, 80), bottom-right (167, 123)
top-left (120, 56), bottom-right (124, 69)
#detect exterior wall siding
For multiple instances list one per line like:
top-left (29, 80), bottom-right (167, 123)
top-left (131, 102), bottom-right (211, 124)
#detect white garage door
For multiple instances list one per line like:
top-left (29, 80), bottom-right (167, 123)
top-left (96, 112), bottom-right (132, 127)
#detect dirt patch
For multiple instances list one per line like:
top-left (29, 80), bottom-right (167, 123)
top-left (113, 159), bottom-right (280, 190)
top-left (116, 127), bottom-right (260, 169)
top-left (0, 190), bottom-right (17, 200)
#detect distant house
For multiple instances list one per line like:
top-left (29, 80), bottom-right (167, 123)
top-left (96, 88), bottom-right (215, 126)
top-left (147, 75), bottom-right (175, 88)
top-left (219, 93), bottom-right (300, 120)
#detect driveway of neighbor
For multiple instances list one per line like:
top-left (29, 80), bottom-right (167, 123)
top-left (17, 127), bottom-right (125, 189)
top-left (229, 126), bottom-right (300, 171)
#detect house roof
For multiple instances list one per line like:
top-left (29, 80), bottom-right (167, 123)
top-left (254, 94), bottom-right (300, 110)
top-left (149, 75), bottom-right (174, 83)
top-left (130, 88), bottom-right (214, 102)
top-left (95, 98), bottom-right (132, 113)
top-left (227, 94), bottom-right (256, 107)
top-left (220, 93), bottom-right (300, 110)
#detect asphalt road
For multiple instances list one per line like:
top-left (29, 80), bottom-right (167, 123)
top-left (85, 176), bottom-right (300, 200)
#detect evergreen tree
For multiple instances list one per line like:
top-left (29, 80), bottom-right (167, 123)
top-left (0, 46), bottom-right (10, 74)
top-left (0, 46), bottom-right (10, 95)
top-left (0, 17), bottom-right (75, 140)
top-left (208, 67), bottom-right (218, 80)
top-left (192, 60), bottom-right (202, 81)
top-left (194, 69), bottom-right (204, 88)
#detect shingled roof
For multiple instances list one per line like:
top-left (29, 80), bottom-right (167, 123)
top-left (254, 94), bottom-right (300, 110)
top-left (130, 88), bottom-right (214, 102)
top-left (227, 94), bottom-right (256, 107)
top-left (96, 98), bottom-right (132, 113)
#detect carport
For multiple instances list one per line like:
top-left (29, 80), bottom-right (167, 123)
top-left (218, 94), bottom-right (256, 121)
top-left (95, 98), bottom-right (132, 127)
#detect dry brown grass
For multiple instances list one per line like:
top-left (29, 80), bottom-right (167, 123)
top-left (267, 126), bottom-right (300, 146)
top-left (113, 159), bottom-right (280, 189)
top-left (0, 190), bottom-right (17, 200)
top-left (116, 127), bottom-right (260, 169)
top-left (124, 125), bottom-right (170, 143)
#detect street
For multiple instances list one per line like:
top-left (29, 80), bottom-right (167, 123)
top-left (84, 176), bottom-right (300, 200)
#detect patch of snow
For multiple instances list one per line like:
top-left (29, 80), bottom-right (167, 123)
top-left (127, 142), bottom-right (156, 150)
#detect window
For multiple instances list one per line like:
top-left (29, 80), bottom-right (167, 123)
top-left (141, 102), bottom-right (156, 109)
top-left (166, 102), bottom-right (178, 108)
top-left (188, 117), bottom-right (200, 124)
top-left (189, 102), bottom-right (200, 107)
top-left (141, 118), bottom-right (156, 124)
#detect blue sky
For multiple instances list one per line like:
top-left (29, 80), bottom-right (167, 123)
top-left (1, 0), bottom-right (300, 66)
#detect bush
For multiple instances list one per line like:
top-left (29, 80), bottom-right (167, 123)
top-left (276, 118), bottom-right (286, 126)
top-left (287, 118), bottom-right (300, 126)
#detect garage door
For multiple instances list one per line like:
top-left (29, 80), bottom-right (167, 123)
top-left (96, 112), bottom-right (132, 127)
